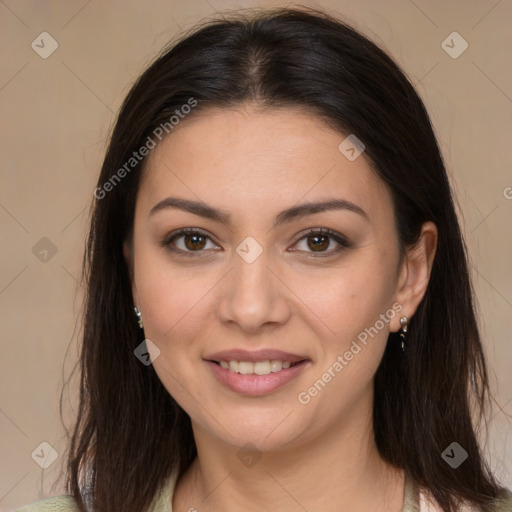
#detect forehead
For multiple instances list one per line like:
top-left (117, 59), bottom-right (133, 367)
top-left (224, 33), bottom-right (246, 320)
top-left (138, 105), bottom-right (393, 224)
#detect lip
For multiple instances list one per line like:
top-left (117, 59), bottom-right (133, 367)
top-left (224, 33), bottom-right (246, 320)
top-left (204, 349), bottom-right (310, 396)
top-left (205, 349), bottom-right (307, 364)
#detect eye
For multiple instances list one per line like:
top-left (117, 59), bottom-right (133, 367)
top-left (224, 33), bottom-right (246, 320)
top-left (162, 228), bottom-right (220, 256)
top-left (291, 228), bottom-right (350, 256)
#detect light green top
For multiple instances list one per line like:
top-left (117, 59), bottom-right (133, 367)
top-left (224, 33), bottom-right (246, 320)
top-left (12, 471), bottom-right (512, 511)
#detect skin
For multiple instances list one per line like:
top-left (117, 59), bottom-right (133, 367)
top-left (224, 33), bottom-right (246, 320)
top-left (124, 104), bottom-right (437, 512)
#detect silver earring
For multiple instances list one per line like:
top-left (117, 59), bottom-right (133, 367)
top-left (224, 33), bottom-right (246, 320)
top-left (134, 306), bottom-right (144, 329)
top-left (399, 316), bottom-right (408, 352)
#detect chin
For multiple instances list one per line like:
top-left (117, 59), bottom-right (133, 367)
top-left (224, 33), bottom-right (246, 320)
top-left (194, 407), bottom-right (313, 454)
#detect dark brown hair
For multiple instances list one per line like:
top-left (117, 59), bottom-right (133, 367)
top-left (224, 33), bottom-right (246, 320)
top-left (63, 6), bottom-right (506, 511)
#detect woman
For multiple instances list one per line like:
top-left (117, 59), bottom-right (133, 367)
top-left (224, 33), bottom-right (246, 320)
top-left (16, 7), bottom-right (512, 512)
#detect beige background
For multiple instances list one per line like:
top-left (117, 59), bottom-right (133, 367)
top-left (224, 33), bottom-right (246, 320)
top-left (0, 0), bottom-right (511, 509)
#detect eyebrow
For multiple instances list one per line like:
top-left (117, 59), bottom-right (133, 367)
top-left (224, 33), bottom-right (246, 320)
top-left (149, 196), bottom-right (368, 227)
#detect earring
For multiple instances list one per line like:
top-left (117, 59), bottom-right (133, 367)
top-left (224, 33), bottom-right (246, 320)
top-left (134, 306), bottom-right (144, 329)
top-left (399, 316), bottom-right (408, 352)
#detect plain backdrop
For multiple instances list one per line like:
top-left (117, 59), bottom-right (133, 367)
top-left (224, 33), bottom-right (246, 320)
top-left (0, 0), bottom-right (511, 509)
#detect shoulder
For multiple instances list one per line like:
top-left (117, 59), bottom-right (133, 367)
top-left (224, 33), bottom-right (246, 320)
top-left (13, 471), bottom-right (177, 512)
top-left (12, 495), bottom-right (78, 512)
top-left (491, 488), bottom-right (512, 511)
top-left (148, 470), bottom-right (178, 511)
top-left (417, 486), bottom-right (512, 512)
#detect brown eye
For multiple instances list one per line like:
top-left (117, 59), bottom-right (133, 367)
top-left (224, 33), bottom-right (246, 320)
top-left (162, 229), bottom-right (220, 255)
top-left (184, 233), bottom-right (207, 251)
top-left (307, 234), bottom-right (330, 252)
top-left (293, 228), bottom-right (350, 256)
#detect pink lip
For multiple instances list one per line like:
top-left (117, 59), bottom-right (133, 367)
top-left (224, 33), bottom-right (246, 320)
top-left (205, 349), bottom-right (307, 363)
top-left (205, 350), bottom-right (310, 396)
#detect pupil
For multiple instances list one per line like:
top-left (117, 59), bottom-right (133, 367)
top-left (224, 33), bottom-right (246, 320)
top-left (308, 235), bottom-right (328, 251)
top-left (185, 234), bottom-right (206, 250)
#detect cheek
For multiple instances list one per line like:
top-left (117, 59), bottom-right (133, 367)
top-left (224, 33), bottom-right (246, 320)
top-left (292, 259), bottom-right (398, 428)
top-left (134, 254), bottom-right (215, 409)
top-left (133, 248), bottom-right (218, 345)
top-left (297, 253), bottom-right (398, 346)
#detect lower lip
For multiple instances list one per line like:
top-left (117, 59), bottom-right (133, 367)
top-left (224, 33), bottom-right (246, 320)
top-left (206, 360), bottom-right (309, 396)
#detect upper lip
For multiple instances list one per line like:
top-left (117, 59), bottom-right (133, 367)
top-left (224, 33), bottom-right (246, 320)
top-left (205, 349), bottom-right (308, 363)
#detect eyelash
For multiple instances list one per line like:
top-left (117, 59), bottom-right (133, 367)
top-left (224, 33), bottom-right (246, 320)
top-left (161, 227), bottom-right (351, 258)
top-left (290, 228), bottom-right (351, 257)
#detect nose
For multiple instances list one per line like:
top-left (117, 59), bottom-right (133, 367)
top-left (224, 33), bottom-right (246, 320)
top-left (216, 245), bottom-right (291, 334)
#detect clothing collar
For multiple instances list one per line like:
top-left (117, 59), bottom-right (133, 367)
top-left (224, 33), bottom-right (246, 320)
top-left (151, 468), bottom-right (424, 511)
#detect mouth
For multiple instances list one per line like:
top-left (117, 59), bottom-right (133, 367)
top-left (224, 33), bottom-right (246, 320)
top-left (204, 350), bottom-right (310, 396)
top-left (209, 359), bottom-right (306, 375)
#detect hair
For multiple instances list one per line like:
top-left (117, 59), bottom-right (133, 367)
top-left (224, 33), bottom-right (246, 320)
top-left (63, 6), bottom-right (507, 512)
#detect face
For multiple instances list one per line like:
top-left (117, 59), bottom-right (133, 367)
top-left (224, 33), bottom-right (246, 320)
top-left (125, 105), bottom-right (409, 453)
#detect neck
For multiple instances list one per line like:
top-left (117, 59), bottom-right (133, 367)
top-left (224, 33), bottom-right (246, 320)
top-left (173, 392), bottom-right (405, 512)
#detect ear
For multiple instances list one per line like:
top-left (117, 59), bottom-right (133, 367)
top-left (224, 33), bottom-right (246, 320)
top-left (390, 221), bottom-right (438, 332)
top-left (123, 238), bottom-right (138, 305)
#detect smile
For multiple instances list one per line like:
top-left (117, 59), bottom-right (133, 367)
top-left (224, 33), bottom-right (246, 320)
top-left (215, 359), bottom-right (299, 375)
top-left (205, 354), bottom-right (309, 395)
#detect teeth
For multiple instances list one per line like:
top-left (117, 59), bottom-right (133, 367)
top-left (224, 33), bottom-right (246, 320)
top-left (238, 362), bottom-right (253, 375)
top-left (254, 361), bottom-right (270, 375)
top-left (217, 359), bottom-right (298, 375)
top-left (270, 360), bottom-right (282, 372)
